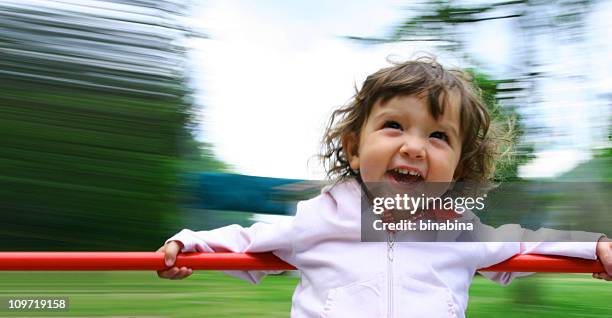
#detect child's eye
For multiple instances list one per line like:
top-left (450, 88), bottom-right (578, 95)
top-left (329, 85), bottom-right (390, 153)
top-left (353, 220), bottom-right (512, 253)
top-left (383, 121), bottom-right (403, 130)
top-left (430, 131), bottom-right (449, 142)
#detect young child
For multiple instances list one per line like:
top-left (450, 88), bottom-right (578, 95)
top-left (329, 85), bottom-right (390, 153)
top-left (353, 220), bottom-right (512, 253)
top-left (157, 58), bottom-right (612, 317)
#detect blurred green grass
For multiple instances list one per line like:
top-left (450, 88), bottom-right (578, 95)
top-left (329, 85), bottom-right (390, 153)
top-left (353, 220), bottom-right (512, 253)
top-left (0, 271), bottom-right (609, 317)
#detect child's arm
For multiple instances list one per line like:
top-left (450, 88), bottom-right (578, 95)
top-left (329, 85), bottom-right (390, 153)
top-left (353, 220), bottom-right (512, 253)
top-left (157, 216), bottom-right (296, 284)
top-left (471, 217), bottom-right (609, 284)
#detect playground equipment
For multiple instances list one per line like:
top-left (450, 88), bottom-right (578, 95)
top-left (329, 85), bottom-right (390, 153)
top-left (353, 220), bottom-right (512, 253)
top-left (0, 252), bottom-right (603, 272)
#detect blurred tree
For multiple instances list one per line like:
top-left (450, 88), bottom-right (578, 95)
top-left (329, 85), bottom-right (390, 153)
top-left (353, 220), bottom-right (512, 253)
top-left (180, 141), bottom-right (232, 173)
top-left (467, 68), bottom-right (535, 181)
top-left (0, 0), bottom-right (226, 250)
top-left (356, 0), bottom-right (598, 67)
top-left (559, 147), bottom-right (612, 181)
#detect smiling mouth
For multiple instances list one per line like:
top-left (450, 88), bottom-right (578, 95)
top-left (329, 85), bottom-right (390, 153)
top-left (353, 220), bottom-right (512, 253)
top-left (388, 168), bottom-right (424, 184)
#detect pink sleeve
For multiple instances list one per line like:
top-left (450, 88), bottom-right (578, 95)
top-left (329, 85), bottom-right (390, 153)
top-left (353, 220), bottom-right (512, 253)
top-left (166, 217), bottom-right (296, 284)
top-left (475, 221), bottom-right (602, 285)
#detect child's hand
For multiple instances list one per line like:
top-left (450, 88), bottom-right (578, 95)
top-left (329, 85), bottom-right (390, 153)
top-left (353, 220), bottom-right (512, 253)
top-left (593, 236), bottom-right (612, 281)
top-left (156, 240), bottom-right (193, 280)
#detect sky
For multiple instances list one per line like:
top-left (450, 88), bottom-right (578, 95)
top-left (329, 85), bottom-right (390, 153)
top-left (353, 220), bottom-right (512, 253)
top-left (186, 0), bottom-right (612, 180)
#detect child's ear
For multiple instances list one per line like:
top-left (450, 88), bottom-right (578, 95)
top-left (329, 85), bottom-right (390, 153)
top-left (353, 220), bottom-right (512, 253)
top-left (342, 132), bottom-right (360, 170)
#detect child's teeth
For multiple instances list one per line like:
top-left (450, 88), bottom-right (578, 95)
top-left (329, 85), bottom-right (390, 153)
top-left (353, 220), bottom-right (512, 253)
top-left (394, 168), bottom-right (420, 176)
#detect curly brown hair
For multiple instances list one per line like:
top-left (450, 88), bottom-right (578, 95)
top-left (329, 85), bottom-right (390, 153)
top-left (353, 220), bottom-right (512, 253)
top-left (320, 57), bottom-right (504, 184)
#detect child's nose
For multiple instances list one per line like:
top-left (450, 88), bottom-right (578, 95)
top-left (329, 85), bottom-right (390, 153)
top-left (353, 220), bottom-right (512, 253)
top-left (399, 135), bottom-right (426, 160)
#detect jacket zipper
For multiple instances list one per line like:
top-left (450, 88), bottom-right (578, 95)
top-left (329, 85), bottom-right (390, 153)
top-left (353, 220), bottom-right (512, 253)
top-left (387, 231), bottom-right (395, 318)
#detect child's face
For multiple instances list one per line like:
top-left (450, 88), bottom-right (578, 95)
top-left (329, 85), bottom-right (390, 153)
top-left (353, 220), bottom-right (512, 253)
top-left (346, 93), bottom-right (462, 186)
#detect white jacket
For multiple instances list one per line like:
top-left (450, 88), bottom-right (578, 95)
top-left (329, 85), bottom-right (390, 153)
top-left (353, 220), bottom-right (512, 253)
top-left (167, 180), bottom-right (601, 318)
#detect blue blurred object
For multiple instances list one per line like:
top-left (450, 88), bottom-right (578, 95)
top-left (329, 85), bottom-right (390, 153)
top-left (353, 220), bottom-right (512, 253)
top-left (185, 173), bottom-right (324, 215)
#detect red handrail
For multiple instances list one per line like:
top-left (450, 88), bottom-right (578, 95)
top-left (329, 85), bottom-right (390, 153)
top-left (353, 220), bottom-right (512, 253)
top-left (0, 252), bottom-right (603, 272)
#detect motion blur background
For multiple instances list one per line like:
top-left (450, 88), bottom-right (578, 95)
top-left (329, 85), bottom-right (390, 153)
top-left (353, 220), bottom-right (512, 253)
top-left (0, 0), bottom-right (610, 317)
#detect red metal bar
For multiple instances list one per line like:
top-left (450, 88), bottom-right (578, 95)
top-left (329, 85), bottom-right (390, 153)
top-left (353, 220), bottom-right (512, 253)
top-left (478, 254), bottom-right (603, 273)
top-left (0, 252), bottom-right (603, 273)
